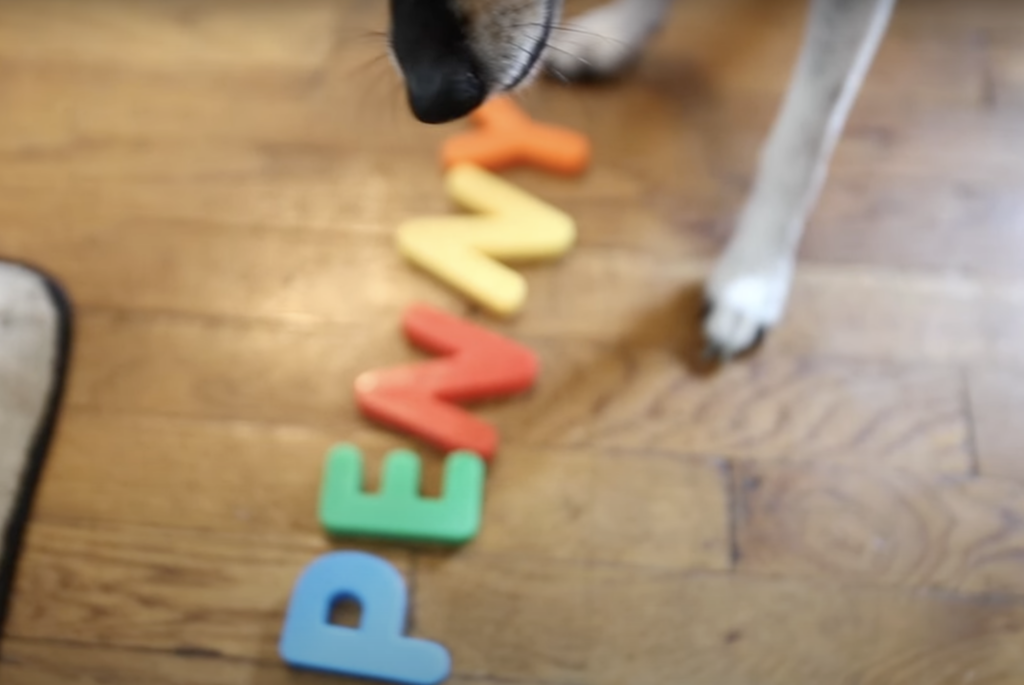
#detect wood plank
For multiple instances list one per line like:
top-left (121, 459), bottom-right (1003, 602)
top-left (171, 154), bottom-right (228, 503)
top-left (415, 554), bottom-right (1024, 685)
top-left (584, 453), bottom-right (728, 569)
top-left (885, 0), bottom-right (1024, 32)
top-left (63, 312), bottom-right (401, 426)
top-left (451, 449), bottom-right (730, 571)
top-left (0, 78), bottom-right (1018, 190)
top-left (35, 411), bottom-right (732, 572)
top-left (35, 411), bottom-right (339, 534)
top-left (60, 311), bottom-right (970, 471)
top-left (0, 171), bottom-right (692, 265)
top-left (735, 462), bottom-right (1024, 595)
top-left (496, 254), bottom-right (1024, 365)
top-left (585, 565), bottom-right (1024, 685)
top-left (0, 224), bottom-right (466, 323)
top-left (989, 26), bottom-right (1024, 106)
top-left (4, 0), bottom-right (1024, 683)
top-left (802, 176), bottom-right (1024, 279)
top-left (10, 528), bottom-right (1024, 684)
top-left (4, 521), bottom-right (411, 660)
top-left (599, 0), bottom-right (988, 106)
top-left (969, 368), bottom-right (1024, 481)
top-left (0, 36), bottom-right (1017, 284)
top-left (0, 158), bottom-right (654, 240)
top-left (0, 639), bottom-right (345, 685)
top-left (1, 107), bottom-right (1022, 280)
top-left (0, 639), bottom-right (503, 685)
top-left (415, 554), bottom-right (592, 683)
top-left (5, 209), bottom-right (1024, 366)
top-left (486, 344), bottom-right (969, 471)
top-left (0, 76), bottom-right (440, 159)
top-left (0, 0), bottom-right (342, 69)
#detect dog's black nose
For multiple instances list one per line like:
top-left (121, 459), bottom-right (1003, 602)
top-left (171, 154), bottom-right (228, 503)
top-left (403, 60), bottom-right (486, 124)
top-left (389, 0), bottom-right (488, 124)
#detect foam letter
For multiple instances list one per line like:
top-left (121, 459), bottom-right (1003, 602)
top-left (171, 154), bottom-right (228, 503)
top-left (320, 444), bottom-right (485, 544)
top-left (355, 303), bottom-right (537, 457)
top-left (397, 164), bottom-right (575, 316)
top-left (442, 96), bottom-right (591, 176)
top-left (279, 552), bottom-right (450, 685)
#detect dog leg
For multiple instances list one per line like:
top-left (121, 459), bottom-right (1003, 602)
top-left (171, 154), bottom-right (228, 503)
top-left (544, 0), bottom-right (674, 80)
top-left (703, 0), bottom-right (896, 359)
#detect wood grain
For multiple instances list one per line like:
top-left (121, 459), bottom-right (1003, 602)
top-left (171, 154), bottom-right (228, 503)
top-left (473, 449), bottom-right (731, 570)
top-left (34, 410), bottom-right (341, 533)
top-left (0, 639), bottom-right (348, 685)
top-left (0, 639), bottom-right (504, 685)
top-left (416, 552), bottom-right (1024, 685)
top-left (968, 367), bottom-right (1024, 481)
top-left (6, 226), bottom-right (1024, 366)
top-left (484, 345), bottom-right (971, 471)
top-left (586, 565), bottom-right (1024, 685)
top-left (35, 412), bottom-right (733, 571)
top-left (735, 462), bottom-right (1024, 595)
top-left (4, 521), bottom-right (411, 659)
top-left (0, 0), bottom-right (342, 69)
top-left (499, 255), bottom-right (1024, 364)
top-left (415, 554), bottom-right (592, 683)
top-left (61, 310), bottom-right (970, 471)
top-left (3, 0), bottom-right (1024, 681)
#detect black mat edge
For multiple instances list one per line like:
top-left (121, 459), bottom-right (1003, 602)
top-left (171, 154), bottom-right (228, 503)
top-left (0, 262), bottom-right (73, 634)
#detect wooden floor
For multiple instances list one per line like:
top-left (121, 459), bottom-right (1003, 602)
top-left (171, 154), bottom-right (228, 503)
top-left (2, 0), bottom-right (1024, 682)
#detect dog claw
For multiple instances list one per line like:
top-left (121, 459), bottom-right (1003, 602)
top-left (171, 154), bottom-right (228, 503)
top-left (699, 298), bottom-right (713, 320)
top-left (701, 308), bottom-right (768, 362)
top-left (701, 342), bottom-right (727, 363)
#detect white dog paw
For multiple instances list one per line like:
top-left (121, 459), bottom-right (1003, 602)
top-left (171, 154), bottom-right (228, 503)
top-left (702, 258), bottom-right (793, 360)
top-left (544, 3), bottom-right (660, 80)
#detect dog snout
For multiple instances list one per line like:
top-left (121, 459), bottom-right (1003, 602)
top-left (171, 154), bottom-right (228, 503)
top-left (389, 0), bottom-right (488, 124)
top-left (403, 59), bottom-right (486, 124)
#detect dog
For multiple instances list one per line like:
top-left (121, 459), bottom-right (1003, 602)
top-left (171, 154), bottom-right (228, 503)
top-left (387, 0), bottom-right (897, 358)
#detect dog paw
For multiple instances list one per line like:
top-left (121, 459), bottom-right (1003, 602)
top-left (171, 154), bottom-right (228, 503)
top-left (702, 258), bottom-right (793, 360)
top-left (544, 4), bottom-right (659, 81)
